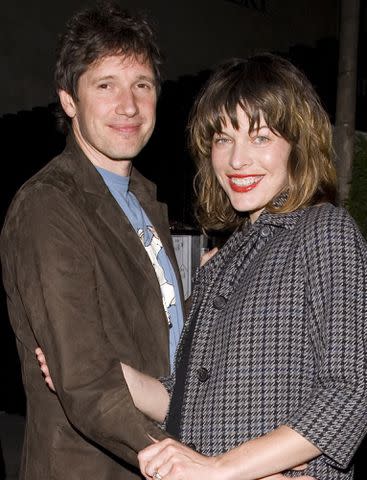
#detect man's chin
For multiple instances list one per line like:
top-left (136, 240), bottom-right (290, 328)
top-left (106, 142), bottom-right (149, 161)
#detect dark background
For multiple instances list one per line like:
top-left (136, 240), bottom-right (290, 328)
top-left (1, 0), bottom-right (366, 477)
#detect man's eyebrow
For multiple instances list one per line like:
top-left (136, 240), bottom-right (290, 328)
top-left (135, 74), bottom-right (156, 84)
top-left (91, 75), bottom-right (115, 83)
top-left (91, 74), bottom-right (156, 85)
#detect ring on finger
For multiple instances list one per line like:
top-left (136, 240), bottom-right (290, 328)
top-left (152, 471), bottom-right (163, 480)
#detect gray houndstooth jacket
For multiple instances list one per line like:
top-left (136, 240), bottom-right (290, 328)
top-left (164, 203), bottom-right (367, 480)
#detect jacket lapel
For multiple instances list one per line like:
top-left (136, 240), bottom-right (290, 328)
top-left (61, 135), bottom-right (164, 305)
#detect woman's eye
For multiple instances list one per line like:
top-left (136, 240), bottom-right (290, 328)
top-left (253, 135), bottom-right (270, 144)
top-left (98, 83), bottom-right (110, 90)
top-left (214, 136), bottom-right (230, 144)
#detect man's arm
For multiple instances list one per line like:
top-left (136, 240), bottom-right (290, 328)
top-left (36, 352), bottom-right (170, 424)
top-left (2, 186), bottom-right (167, 463)
top-left (37, 350), bottom-right (315, 480)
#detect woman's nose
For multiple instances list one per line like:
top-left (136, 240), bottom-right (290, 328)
top-left (229, 144), bottom-right (253, 169)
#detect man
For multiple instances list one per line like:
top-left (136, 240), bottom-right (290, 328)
top-left (1, 2), bottom-right (184, 479)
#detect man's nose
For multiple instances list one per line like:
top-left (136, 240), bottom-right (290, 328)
top-left (115, 89), bottom-right (138, 117)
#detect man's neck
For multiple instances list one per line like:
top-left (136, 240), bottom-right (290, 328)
top-left (89, 156), bottom-right (132, 177)
top-left (72, 129), bottom-right (132, 177)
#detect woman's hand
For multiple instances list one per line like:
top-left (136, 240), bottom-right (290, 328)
top-left (138, 438), bottom-right (221, 480)
top-left (200, 247), bottom-right (218, 267)
top-left (35, 347), bottom-right (55, 392)
top-left (138, 438), bottom-right (315, 480)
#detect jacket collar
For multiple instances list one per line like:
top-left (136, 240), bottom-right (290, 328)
top-left (61, 134), bottom-right (157, 201)
top-left (253, 208), bottom-right (306, 230)
top-left (245, 192), bottom-right (308, 231)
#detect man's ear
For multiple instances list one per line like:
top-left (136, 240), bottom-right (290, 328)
top-left (58, 90), bottom-right (77, 118)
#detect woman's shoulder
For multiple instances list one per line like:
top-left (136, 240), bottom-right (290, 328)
top-left (300, 202), bottom-right (357, 231)
top-left (297, 202), bottom-right (366, 252)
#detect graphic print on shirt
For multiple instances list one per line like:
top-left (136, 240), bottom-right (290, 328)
top-left (138, 226), bottom-right (176, 326)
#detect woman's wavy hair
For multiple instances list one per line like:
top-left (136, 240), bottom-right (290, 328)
top-left (55, 1), bottom-right (162, 133)
top-left (189, 53), bottom-right (337, 232)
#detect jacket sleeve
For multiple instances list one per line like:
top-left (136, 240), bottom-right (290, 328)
top-left (1, 185), bottom-right (167, 464)
top-left (286, 208), bottom-right (367, 469)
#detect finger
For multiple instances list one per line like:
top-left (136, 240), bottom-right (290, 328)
top-left (261, 475), bottom-right (314, 480)
top-left (292, 463), bottom-right (308, 471)
top-left (140, 451), bottom-right (166, 478)
top-left (209, 247), bottom-right (219, 257)
top-left (139, 439), bottom-right (180, 478)
top-left (45, 374), bottom-right (56, 391)
top-left (152, 460), bottom-right (173, 478)
top-left (38, 353), bottom-right (46, 365)
top-left (35, 349), bottom-right (46, 364)
top-left (139, 438), bottom-right (174, 460)
top-left (144, 452), bottom-right (175, 479)
top-left (138, 440), bottom-right (168, 477)
top-left (40, 364), bottom-right (50, 377)
top-left (46, 377), bottom-right (56, 391)
top-left (145, 441), bottom-right (194, 478)
top-left (200, 247), bottom-right (218, 267)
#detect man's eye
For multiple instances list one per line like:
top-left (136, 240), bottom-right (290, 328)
top-left (98, 83), bottom-right (109, 89)
top-left (137, 83), bottom-right (151, 89)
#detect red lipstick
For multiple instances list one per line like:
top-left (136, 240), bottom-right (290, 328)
top-left (227, 175), bottom-right (263, 193)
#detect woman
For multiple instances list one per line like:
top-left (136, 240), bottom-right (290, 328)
top-left (122, 54), bottom-right (367, 480)
top-left (40, 54), bottom-right (367, 479)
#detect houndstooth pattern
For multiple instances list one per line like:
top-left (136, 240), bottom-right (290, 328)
top-left (172, 203), bottom-right (367, 480)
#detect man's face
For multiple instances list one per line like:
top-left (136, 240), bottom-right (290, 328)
top-left (59, 54), bottom-right (157, 174)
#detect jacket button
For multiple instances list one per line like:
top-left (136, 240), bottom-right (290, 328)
top-left (187, 442), bottom-right (197, 450)
top-left (213, 295), bottom-right (227, 309)
top-left (197, 367), bottom-right (209, 382)
top-left (260, 226), bottom-right (271, 237)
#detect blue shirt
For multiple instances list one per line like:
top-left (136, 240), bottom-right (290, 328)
top-left (96, 166), bottom-right (183, 371)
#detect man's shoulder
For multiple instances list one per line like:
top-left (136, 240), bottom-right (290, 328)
top-left (12, 140), bottom-right (90, 205)
top-left (2, 149), bottom-right (87, 234)
top-left (22, 148), bottom-right (77, 194)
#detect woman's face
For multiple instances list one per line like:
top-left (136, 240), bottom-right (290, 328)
top-left (211, 106), bottom-right (291, 223)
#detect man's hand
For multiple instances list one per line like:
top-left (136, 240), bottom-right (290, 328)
top-left (35, 347), bottom-right (55, 392)
top-left (138, 438), bottom-right (315, 480)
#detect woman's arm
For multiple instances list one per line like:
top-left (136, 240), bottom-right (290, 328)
top-left (36, 348), bottom-right (169, 423)
top-left (120, 363), bottom-right (169, 423)
top-left (138, 425), bottom-right (320, 480)
top-left (36, 349), bottom-right (315, 479)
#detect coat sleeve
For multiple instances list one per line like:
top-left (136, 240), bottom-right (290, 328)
top-left (286, 208), bottom-right (367, 469)
top-left (1, 185), bottom-right (167, 464)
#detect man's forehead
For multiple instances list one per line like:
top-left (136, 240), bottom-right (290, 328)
top-left (86, 53), bottom-right (154, 77)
